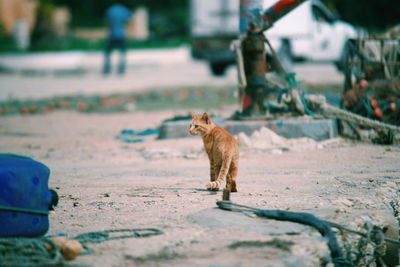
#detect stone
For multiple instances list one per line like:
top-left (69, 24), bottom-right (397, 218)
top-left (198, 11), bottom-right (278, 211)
top-left (158, 117), bottom-right (337, 141)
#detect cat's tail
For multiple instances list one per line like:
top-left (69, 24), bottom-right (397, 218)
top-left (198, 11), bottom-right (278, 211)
top-left (206, 157), bottom-right (231, 191)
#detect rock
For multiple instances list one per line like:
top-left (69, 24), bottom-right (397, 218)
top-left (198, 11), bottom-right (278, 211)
top-left (251, 127), bottom-right (288, 149)
top-left (271, 149), bottom-right (283, 155)
top-left (50, 236), bottom-right (84, 261)
top-left (333, 198), bottom-right (354, 207)
top-left (316, 209), bottom-right (399, 267)
top-left (237, 127), bottom-right (319, 152)
top-left (188, 208), bottom-right (309, 235)
top-left (236, 132), bottom-right (251, 148)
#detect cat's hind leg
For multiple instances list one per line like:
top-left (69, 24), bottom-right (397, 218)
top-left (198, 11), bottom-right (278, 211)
top-left (227, 161), bottom-right (238, 192)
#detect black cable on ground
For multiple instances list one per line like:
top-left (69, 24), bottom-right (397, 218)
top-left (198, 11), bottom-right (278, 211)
top-left (254, 209), bottom-right (351, 267)
top-left (217, 201), bottom-right (352, 267)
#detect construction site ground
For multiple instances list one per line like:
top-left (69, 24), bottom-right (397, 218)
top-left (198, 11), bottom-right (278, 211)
top-left (0, 50), bottom-right (399, 266)
top-left (1, 108), bottom-right (399, 266)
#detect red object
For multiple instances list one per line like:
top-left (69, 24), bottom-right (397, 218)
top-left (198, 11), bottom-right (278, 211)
top-left (20, 106), bottom-right (28, 115)
top-left (77, 101), bottom-right (88, 111)
top-left (369, 97), bottom-right (378, 109)
top-left (390, 102), bottom-right (396, 112)
top-left (360, 79), bottom-right (368, 88)
top-left (59, 101), bottom-right (71, 109)
top-left (274, 0), bottom-right (297, 13)
top-left (374, 107), bottom-right (383, 118)
top-left (262, 0), bottom-right (306, 27)
top-left (242, 94), bottom-right (253, 110)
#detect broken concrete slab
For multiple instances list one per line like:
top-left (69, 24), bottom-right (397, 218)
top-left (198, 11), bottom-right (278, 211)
top-left (224, 118), bottom-right (337, 141)
top-left (158, 117), bottom-right (337, 141)
top-left (188, 208), bottom-right (309, 235)
top-left (316, 208), bottom-right (400, 266)
top-left (186, 208), bottom-right (329, 267)
top-left (188, 206), bottom-right (399, 267)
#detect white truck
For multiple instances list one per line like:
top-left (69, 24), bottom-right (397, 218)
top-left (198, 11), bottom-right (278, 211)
top-left (190, 0), bottom-right (358, 75)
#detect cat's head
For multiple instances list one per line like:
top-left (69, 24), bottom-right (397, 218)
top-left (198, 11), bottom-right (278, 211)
top-left (189, 112), bottom-right (214, 136)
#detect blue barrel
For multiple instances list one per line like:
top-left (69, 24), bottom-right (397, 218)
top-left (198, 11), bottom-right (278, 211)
top-left (0, 154), bottom-right (52, 237)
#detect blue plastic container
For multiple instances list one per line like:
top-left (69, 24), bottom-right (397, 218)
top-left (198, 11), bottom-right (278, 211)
top-left (0, 154), bottom-right (52, 237)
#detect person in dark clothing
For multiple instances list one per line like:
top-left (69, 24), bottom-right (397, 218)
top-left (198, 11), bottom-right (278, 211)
top-left (103, 1), bottom-right (132, 75)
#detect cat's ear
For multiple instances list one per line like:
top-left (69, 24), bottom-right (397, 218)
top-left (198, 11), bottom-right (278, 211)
top-left (191, 113), bottom-right (198, 119)
top-left (201, 112), bottom-right (211, 124)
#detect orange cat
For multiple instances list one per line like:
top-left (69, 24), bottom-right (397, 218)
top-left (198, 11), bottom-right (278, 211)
top-left (189, 112), bottom-right (239, 192)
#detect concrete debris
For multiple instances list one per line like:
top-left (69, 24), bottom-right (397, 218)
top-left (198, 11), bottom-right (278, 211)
top-left (140, 148), bottom-right (202, 160)
top-left (141, 148), bottom-right (185, 160)
top-left (331, 211), bottom-right (399, 266)
top-left (237, 126), bottom-right (343, 153)
top-left (137, 139), bottom-right (204, 160)
top-left (332, 198), bottom-right (354, 208)
top-left (138, 127), bottom-right (346, 160)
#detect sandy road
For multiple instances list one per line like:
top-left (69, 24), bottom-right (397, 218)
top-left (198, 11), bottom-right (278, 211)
top-left (1, 110), bottom-right (399, 266)
top-left (0, 47), bottom-right (343, 101)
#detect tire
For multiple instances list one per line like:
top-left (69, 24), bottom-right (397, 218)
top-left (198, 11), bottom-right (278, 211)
top-left (336, 39), bottom-right (353, 73)
top-left (342, 39), bottom-right (358, 92)
top-left (210, 62), bottom-right (228, 76)
top-left (334, 60), bottom-right (344, 72)
top-left (277, 38), bottom-right (294, 73)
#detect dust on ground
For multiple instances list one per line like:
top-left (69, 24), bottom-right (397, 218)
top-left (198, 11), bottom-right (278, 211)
top-left (1, 109), bottom-right (399, 266)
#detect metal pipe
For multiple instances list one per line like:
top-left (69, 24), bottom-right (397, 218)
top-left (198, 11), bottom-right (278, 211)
top-left (238, 0), bottom-right (307, 116)
top-left (239, 0), bottom-right (263, 35)
top-left (241, 31), bottom-right (268, 115)
top-left (239, 0), bottom-right (267, 116)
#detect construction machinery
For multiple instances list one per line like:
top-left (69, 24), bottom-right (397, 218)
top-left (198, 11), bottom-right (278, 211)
top-left (232, 0), bottom-right (400, 143)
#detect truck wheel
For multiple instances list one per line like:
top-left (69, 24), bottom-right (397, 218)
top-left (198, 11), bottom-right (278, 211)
top-left (335, 39), bottom-right (354, 73)
top-left (342, 39), bottom-right (358, 92)
top-left (277, 39), bottom-right (294, 72)
top-left (210, 63), bottom-right (228, 76)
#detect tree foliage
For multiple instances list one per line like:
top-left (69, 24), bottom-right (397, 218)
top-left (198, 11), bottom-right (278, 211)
top-left (322, 0), bottom-right (400, 32)
top-left (50, 0), bottom-right (188, 36)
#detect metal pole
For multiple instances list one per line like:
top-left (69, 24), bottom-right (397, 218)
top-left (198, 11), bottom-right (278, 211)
top-left (237, 0), bottom-right (307, 117)
top-left (239, 0), bottom-right (263, 36)
top-left (239, 0), bottom-right (267, 116)
top-left (241, 31), bottom-right (268, 116)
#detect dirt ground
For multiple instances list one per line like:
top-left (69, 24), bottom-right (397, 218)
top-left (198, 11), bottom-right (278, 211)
top-left (1, 109), bottom-right (399, 267)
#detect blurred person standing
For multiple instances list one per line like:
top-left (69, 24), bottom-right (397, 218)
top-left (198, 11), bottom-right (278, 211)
top-left (103, 0), bottom-right (133, 75)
